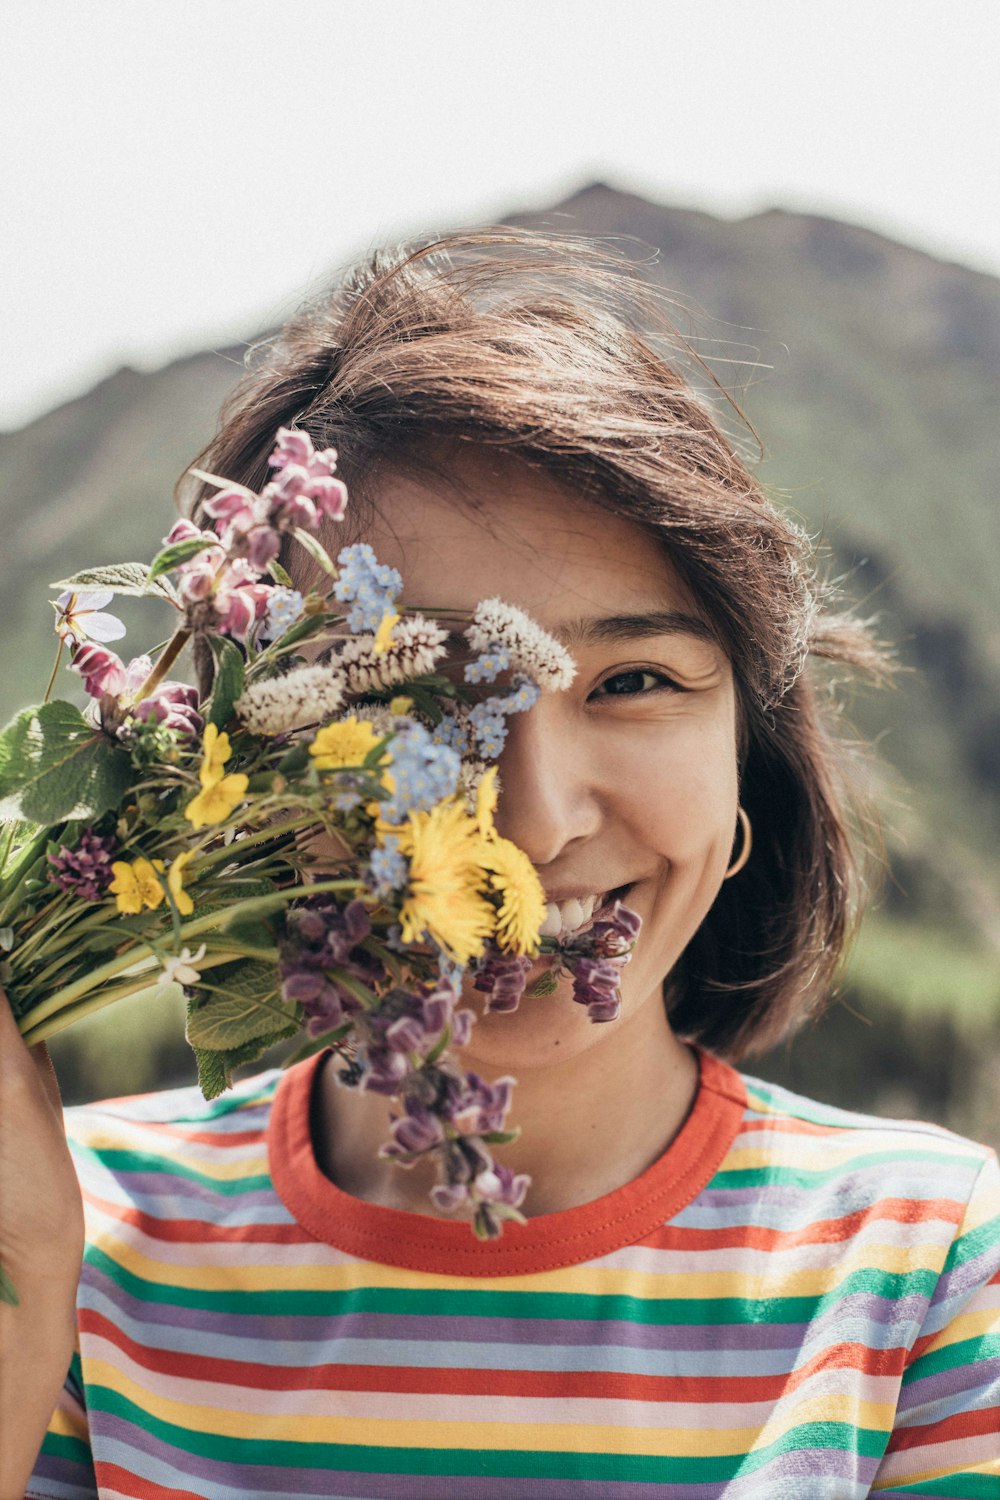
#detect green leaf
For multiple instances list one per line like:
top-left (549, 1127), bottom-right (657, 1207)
top-left (0, 1263), bottom-right (20, 1306)
top-left (0, 703), bottom-right (131, 824)
top-left (291, 527), bottom-right (337, 578)
top-left (208, 638), bottom-right (245, 729)
top-left (187, 466), bottom-right (255, 498)
top-left (191, 1021), bottom-right (300, 1100)
top-left (268, 560), bottom-right (295, 588)
top-left (185, 960), bottom-right (294, 1049)
top-left (267, 614), bottom-right (332, 655)
top-left (146, 536), bottom-right (216, 584)
top-left (192, 1045), bottom-right (229, 1099)
top-left (525, 969), bottom-right (560, 998)
top-left (50, 562), bottom-right (180, 606)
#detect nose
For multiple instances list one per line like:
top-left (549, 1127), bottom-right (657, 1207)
top-left (492, 695), bottom-right (602, 868)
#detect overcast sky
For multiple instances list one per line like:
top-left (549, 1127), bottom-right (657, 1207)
top-left (4, 0), bottom-right (998, 429)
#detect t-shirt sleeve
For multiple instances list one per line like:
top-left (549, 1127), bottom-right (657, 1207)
top-left (870, 1149), bottom-right (1000, 1496)
top-left (23, 1346), bottom-right (97, 1500)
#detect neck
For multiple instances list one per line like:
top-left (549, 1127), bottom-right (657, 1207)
top-left (313, 988), bottom-right (699, 1219)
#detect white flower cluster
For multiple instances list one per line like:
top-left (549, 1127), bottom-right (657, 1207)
top-left (334, 615), bottom-right (449, 693)
top-left (465, 598), bottom-right (576, 693)
top-left (235, 664), bottom-right (345, 735)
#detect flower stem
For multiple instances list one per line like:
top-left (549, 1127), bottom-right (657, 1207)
top-left (42, 638), bottom-right (65, 705)
top-left (19, 950), bottom-right (247, 1047)
top-left (17, 877), bottom-right (363, 1029)
top-left (132, 626), bottom-right (192, 703)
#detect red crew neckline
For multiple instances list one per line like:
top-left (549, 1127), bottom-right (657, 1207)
top-left (268, 1047), bottom-right (746, 1277)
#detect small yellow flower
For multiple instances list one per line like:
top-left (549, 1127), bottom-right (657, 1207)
top-left (389, 695), bottom-right (413, 715)
top-left (482, 835), bottom-right (546, 957)
top-left (184, 773), bottom-right (249, 830)
top-left (474, 766), bottom-right (499, 839)
top-left (199, 723), bottom-right (232, 789)
top-left (397, 799), bottom-right (495, 966)
top-left (373, 610), bottom-right (400, 655)
top-left (109, 858), bottom-right (166, 915)
top-left (309, 716), bottom-right (387, 772)
top-left (166, 851), bottom-right (195, 916)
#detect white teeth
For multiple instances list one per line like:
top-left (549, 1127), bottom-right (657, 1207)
top-left (539, 893), bottom-right (602, 938)
top-left (539, 902), bottom-right (562, 937)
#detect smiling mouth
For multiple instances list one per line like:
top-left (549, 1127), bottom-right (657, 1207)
top-left (538, 884), bottom-right (634, 940)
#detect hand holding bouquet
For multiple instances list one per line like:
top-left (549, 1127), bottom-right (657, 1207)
top-left (0, 429), bottom-right (640, 1285)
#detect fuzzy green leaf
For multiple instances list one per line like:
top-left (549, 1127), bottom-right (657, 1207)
top-left (185, 960), bottom-right (294, 1050)
top-left (525, 969), bottom-right (560, 998)
top-left (291, 527), bottom-right (337, 578)
top-left (191, 1021), bottom-right (299, 1100)
top-left (50, 562), bottom-right (180, 605)
top-left (146, 536), bottom-right (216, 584)
top-left (0, 702), bottom-right (131, 824)
top-left (208, 638), bottom-right (245, 729)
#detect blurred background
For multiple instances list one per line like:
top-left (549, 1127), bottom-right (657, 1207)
top-left (3, 0), bottom-right (998, 1142)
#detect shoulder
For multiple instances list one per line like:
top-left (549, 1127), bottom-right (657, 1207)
top-left (62, 1067), bottom-right (285, 1199)
top-left (728, 1066), bottom-right (999, 1231)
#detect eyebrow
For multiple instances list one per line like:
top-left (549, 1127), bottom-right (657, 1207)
top-left (560, 611), bottom-right (720, 648)
top-left (441, 611), bottom-right (719, 656)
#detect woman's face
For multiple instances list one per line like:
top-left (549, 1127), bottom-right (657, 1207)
top-left (357, 448), bottom-right (740, 1074)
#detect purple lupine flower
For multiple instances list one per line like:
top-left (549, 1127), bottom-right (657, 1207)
top-left (472, 945), bottom-right (533, 1013)
top-left (279, 895), bottom-right (380, 1038)
top-left (132, 681), bottom-right (203, 738)
top-left (47, 829), bottom-right (119, 901)
top-left (589, 899), bottom-right (642, 958)
top-left (446, 1072), bottom-right (515, 1136)
top-left (382, 1101), bottom-right (445, 1160)
top-left (474, 1160), bottom-right (530, 1210)
top-left (567, 956), bottom-right (623, 1022)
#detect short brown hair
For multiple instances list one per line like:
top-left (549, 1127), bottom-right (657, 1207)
top-left (186, 228), bottom-right (889, 1061)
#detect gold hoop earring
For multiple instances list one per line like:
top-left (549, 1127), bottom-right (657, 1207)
top-left (723, 807), bottom-right (752, 879)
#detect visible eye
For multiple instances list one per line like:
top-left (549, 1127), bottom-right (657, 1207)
top-left (591, 668), bottom-right (678, 699)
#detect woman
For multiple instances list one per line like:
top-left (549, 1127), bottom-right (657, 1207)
top-left (4, 230), bottom-right (998, 1498)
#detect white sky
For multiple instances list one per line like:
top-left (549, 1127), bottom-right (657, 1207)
top-left (4, 0), bottom-right (998, 429)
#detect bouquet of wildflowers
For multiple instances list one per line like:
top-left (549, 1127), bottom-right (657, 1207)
top-left (0, 429), bottom-right (640, 1268)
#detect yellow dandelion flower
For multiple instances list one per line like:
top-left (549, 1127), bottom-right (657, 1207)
top-left (166, 850), bottom-right (195, 916)
top-left (109, 857), bottom-right (166, 916)
top-left (184, 773), bottom-right (249, 830)
top-left (309, 716), bottom-right (387, 772)
top-left (482, 836), bottom-right (546, 957)
top-left (398, 799), bottom-right (495, 966)
top-left (373, 610), bottom-right (400, 655)
top-left (199, 723), bottom-right (232, 789)
top-left (474, 765), bottom-right (499, 839)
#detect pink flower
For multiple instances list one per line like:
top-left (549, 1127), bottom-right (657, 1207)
top-left (262, 427), bottom-right (348, 529)
top-left (202, 488), bottom-right (257, 534)
top-left (71, 642), bottom-right (127, 699)
top-left (162, 519), bottom-right (204, 547)
top-left (132, 681), bottom-right (202, 737)
top-left (54, 590), bottom-right (126, 645)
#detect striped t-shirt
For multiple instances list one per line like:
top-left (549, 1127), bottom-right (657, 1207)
top-left (29, 1048), bottom-right (1000, 1498)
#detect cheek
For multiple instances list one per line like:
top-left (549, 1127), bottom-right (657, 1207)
top-left (610, 713), bottom-right (739, 865)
